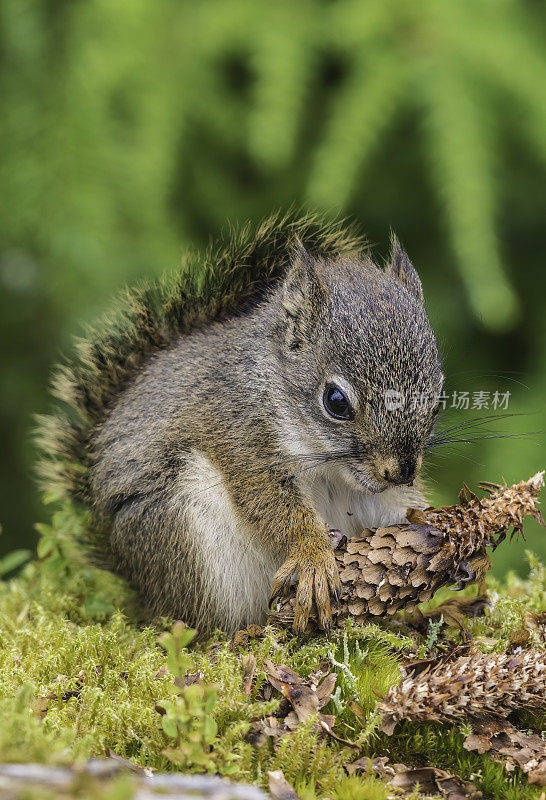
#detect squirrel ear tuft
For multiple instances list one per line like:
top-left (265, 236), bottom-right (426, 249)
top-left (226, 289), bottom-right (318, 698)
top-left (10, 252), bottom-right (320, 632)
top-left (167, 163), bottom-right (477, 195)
top-left (281, 241), bottom-right (327, 351)
top-left (387, 233), bottom-right (423, 303)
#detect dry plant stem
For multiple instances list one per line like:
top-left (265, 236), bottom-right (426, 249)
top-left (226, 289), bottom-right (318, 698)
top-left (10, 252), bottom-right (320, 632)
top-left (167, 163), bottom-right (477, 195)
top-left (269, 472), bottom-right (544, 629)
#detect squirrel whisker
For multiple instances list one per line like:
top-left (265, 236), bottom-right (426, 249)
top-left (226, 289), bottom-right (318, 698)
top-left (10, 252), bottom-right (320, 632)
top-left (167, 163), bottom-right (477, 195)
top-left (428, 412), bottom-right (525, 444)
top-left (427, 432), bottom-right (541, 449)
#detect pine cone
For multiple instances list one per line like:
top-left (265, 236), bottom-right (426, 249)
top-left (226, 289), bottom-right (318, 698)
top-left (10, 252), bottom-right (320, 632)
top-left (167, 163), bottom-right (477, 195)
top-left (378, 648), bottom-right (546, 734)
top-left (269, 472), bottom-right (544, 629)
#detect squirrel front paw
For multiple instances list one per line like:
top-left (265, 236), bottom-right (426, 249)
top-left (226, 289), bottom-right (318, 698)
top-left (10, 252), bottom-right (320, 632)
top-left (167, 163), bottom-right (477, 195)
top-left (271, 541), bottom-right (341, 635)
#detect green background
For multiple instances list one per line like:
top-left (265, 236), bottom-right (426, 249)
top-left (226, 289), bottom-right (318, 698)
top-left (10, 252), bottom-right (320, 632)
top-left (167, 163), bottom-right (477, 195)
top-left (1, 0), bottom-right (545, 575)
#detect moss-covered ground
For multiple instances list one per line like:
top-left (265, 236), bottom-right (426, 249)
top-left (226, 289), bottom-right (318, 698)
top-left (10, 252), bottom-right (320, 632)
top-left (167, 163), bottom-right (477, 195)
top-left (0, 504), bottom-right (544, 799)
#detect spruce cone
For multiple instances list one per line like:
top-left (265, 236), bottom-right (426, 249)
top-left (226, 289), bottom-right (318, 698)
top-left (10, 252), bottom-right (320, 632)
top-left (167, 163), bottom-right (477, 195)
top-left (378, 648), bottom-right (546, 735)
top-left (269, 472), bottom-right (544, 629)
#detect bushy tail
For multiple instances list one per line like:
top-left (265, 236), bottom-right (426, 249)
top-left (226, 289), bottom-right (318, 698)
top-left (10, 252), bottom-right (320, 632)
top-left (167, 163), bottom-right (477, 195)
top-left (35, 210), bottom-right (365, 510)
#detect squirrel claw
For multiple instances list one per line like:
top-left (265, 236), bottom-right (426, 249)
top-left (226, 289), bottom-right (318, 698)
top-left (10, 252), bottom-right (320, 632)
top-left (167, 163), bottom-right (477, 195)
top-left (274, 545), bottom-right (339, 638)
top-left (293, 606), bottom-right (309, 638)
top-left (270, 559), bottom-right (296, 600)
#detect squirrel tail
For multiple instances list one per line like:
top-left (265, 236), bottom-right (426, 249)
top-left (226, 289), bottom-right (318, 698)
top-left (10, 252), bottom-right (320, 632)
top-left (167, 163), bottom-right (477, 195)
top-left (35, 210), bottom-right (365, 513)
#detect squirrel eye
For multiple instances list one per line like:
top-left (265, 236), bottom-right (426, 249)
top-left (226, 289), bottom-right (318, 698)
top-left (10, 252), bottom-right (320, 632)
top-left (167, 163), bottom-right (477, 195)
top-left (323, 384), bottom-right (355, 421)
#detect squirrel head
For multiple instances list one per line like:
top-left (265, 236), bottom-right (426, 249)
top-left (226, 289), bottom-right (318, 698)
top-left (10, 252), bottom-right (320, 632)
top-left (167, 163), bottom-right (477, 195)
top-left (272, 237), bottom-right (443, 493)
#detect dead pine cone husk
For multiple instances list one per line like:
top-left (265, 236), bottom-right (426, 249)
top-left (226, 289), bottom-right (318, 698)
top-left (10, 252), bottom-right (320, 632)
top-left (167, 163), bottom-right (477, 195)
top-left (378, 648), bottom-right (546, 785)
top-left (378, 648), bottom-right (546, 734)
top-left (269, 471), bottom-right (545, 629)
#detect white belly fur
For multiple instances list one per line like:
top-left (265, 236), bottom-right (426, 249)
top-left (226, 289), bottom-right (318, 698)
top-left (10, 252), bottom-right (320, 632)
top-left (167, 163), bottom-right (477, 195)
top-left (298, 467), bottom-right (427, 536)
top-left (176, 450), bottom-right (280, 629)
top-left (176, 451), bottom-right (426, 629)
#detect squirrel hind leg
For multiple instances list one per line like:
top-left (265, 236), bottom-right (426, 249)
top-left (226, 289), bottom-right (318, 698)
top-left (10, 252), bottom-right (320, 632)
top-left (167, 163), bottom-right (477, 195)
top-left (109, 494), bottom-right (210, 632)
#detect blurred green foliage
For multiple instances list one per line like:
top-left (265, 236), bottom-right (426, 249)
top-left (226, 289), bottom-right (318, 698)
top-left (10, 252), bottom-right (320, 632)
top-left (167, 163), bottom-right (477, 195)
top-left (0, 0), bottom-right (545, 573)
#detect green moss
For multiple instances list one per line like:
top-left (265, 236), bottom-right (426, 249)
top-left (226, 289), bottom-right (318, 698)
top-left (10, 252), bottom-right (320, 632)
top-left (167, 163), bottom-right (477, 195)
top-left (0, 509), bottom-right (544, 798)
top-left (332, 775), bottom-right (390, 800)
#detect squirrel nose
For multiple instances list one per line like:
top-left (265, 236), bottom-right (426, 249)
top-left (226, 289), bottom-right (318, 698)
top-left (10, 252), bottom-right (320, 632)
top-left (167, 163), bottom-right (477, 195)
top-left (384, 460), bottom-right (415, 485)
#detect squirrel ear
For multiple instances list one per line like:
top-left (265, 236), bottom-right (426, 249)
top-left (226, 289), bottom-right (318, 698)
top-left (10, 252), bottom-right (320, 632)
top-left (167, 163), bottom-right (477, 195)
top-left (387, 233), bottom-right (423, 303)
top-left (281, 241), bottom-right (327, 351)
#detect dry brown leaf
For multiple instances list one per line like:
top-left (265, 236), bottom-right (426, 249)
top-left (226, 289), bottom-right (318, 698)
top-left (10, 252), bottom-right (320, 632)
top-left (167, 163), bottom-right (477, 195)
top-left (436, 775), bottom-right (482, 800)
top-left (231, 624), bottom-right (264, 650)
top-left (307, 659), bottom-right (332, 685)
top-left (268, 769), bottom-right (300, 800)
top-left (391, 766), bottom-right (481, 799)
top-left (246, 716), bottom-right (290, 747)
top-left (280, 682), bottom-right (320, 722)
top-left (346, 755), bottom-right (395, 776)
top-left (256, 660), bottom-right (341, 745)
top-left (405, 596), bottom-right (490, 634)
top-left (241, 653), bottom-right (256, 695)
top-left (153, 663), bottom-right (169, 680)
top-left (346, 757), bottom-right (480, 798)
top-left (173, 670), bottom-right (203, 689)
top-left (529, 763), bottom-right (546, 786)
top-left (315, 673), bottom-right (337, 707)
top-left (463, 712), bottom-right (546, 786)
top-left (348, 699), bottom-right (366, 720)
top-left (524, 610), bottom-right (546, 644)
top-left (263, 660), bottom-right (336, 723)
top-left (263, 660), bottom-right (303, 691)
top-left (318, 717), bottom-right (358, 747)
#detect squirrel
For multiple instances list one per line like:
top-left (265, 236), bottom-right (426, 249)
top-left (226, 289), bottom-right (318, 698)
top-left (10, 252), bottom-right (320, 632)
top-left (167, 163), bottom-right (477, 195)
top-left (37, 212), bottom-right (443, 637)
